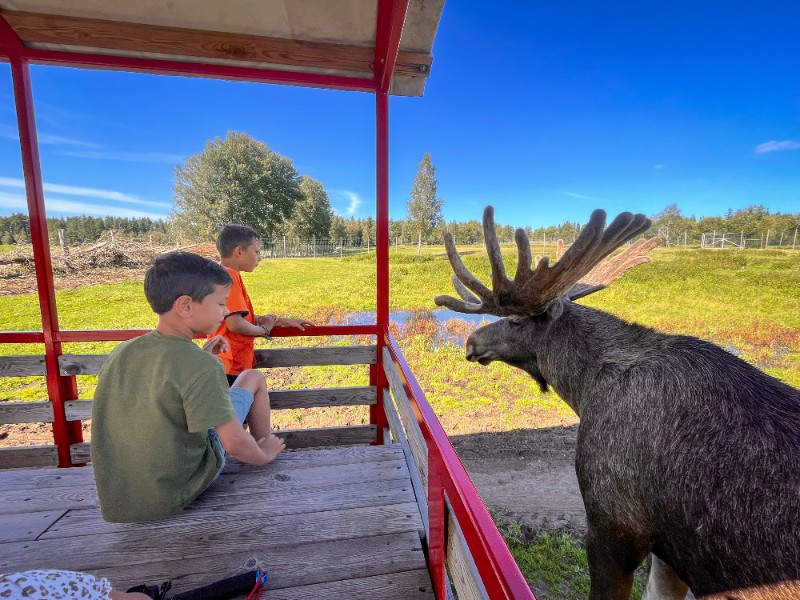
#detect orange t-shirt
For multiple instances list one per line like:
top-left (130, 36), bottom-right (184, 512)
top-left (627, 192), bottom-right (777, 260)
top-left (211, 267), bottom-right (256, 376)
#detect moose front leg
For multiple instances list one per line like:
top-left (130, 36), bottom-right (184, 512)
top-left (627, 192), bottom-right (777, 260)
top-left (585, 524), bottom-right (649, 600)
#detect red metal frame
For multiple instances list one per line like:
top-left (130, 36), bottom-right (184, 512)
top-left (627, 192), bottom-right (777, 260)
top-left (1, 4), bottom-right (536, 598)
top-left (384, 331), bottom-right (536, 599)
top-left (9, 55), bottom-right (84, 467)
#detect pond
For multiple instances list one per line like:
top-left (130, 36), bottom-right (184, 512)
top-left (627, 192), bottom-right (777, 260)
top-left (327, 309), bottom-right (500, 347)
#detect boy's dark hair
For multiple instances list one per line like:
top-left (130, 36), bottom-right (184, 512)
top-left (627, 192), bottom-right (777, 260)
top-left (144, 252), bottom-right (232, 314)
top-left (216, 224), bottom-right (260, 258)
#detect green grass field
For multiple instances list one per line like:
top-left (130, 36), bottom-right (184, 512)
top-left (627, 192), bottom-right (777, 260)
top-left (1, 245), bottom-right (798, 595)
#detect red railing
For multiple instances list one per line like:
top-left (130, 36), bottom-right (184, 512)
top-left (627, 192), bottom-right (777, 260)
top-left (383, 329), bottom-right (536, 599)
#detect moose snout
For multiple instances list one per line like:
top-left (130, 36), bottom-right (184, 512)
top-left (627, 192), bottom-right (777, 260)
top-left (465, 338), bottom-right (477, 362)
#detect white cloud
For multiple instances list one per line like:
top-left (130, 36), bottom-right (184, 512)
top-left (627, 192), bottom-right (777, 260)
top-left (654, 164), bottom-right (664, 170)
top-left (0, 177), bottom-right (169, 209)
top-left (754, 140), bottom-right (800, 154)
top-left (0, 123), bottom-right (98, 147)
top-left (559, 191), bottom-right (595, 200)
top-left (57, 149), bottom-right (184, 164)
top-left (0, 190), bottom-right (166, 220)
top-left (331, 190), bottom-right (364, 216)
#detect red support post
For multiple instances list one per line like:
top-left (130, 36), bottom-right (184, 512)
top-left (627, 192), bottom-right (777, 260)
top-left (374, 0), bottom-right (411, 93)
top-left (371, 90), bottom-right (391, 445)
top-left (10, 56), bottom-right (83, 467)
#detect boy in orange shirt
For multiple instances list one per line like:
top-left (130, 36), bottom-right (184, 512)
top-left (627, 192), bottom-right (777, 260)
top-left (212, 224), bottom-right (313, 385)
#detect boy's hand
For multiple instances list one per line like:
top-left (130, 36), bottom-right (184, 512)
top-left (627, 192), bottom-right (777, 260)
top-left (203, 335), bottom-right (229, 355)
top-left (256, 314), bottom-right (279, 330)
top-left (276, 317), bottom-right (314, 331)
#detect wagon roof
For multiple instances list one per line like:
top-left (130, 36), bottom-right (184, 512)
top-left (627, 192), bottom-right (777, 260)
top-left (0, 0), bottom-right (444, 96)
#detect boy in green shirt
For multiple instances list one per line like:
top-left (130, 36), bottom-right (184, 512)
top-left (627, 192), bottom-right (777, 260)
top-left (91, 251), bottom-right (285, 523)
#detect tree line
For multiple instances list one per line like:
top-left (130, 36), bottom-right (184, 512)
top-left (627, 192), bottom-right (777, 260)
top-left (0, 214), bottom-right (168, 246)
top-left (1, 131), bottom-right (797, 249)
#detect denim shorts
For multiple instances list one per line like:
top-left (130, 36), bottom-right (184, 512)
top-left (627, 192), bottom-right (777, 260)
top-left (209, 386), bottom-right (255, 479)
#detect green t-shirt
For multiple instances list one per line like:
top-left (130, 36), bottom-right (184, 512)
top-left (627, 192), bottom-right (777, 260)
top-left (91, 331), bottom-right (237, 523)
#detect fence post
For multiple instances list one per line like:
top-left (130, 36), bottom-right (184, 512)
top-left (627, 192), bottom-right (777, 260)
top-left (340, 238), bottom-right (343, 258)
top-left (58, 227), bottom-right (68, 256)
top-left (740, 232), bottom-right (744, 249)
top-left (312, 235), bottom-right (316, 258)
top-left (793, 228), bottom-right (798, 250)
top-left (765, 229), bottom-right (770, 249)
top-left (283, 235), bottom-right (286, 257)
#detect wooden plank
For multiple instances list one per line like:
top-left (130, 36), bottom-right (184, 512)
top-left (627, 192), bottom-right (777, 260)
top-left (69, 425), bottom-right (376, 463)
top-left (0, 458), bottom-right (410, 515)
top-left (384, 389), bottom-right (429, 535)
top-left (41, 478), bottom-right (416, 540)
top-left (255, 345), bottom-right (377, 367)
top-left (59, 345), bottom-right (377, 375)
top-left (276, 424), bottom-right (376, 449)
top-left (0, 445), bottom-right (405, 489)
top-left (0, 483), bottom-right (98, 515)
top-left (0, 502), bottom-right (424, 572)
top-left (383, 347), bottom-right (429, 497)
top-left (91, 531), bottom-right (428, 594)
top-left (266, 570), bottom-right (434, 599)
top-left (64, 400), bottom-right (91, 421)
top-left (0, 354), bottom-right (46, 376)
top-left (0, 401), bottom-right (53, 424)
top-left (3, 11), bottom-right (431, 78)
top-left (58, 354), bottom-right (106, 375)
top-left (0, 445), bottom-right (58, 469)
top-left (64, 386), bottom-right (377, 420)
top-left (0, 509), bottom-right (66, 543)
top-left (446, 498), bottom-right (489, 600)
top-left (271, 386), bottom-right (376, 409)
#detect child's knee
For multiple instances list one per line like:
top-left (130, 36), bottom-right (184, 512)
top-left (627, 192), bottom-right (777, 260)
top-left (237, 369), bottom-right (266, 391)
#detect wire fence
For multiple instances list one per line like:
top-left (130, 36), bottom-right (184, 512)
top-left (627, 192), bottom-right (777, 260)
top-left (261, 237), bottom-right (376, 258)
top-left (259, 229), bottom-right (800, 258)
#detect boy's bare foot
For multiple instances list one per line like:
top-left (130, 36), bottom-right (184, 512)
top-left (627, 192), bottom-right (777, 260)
top-left (257, 434), bottom-right (285, 464)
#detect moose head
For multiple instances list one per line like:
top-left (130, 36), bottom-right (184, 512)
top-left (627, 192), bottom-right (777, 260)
top-left (435, 206), bottom-right (660, 393)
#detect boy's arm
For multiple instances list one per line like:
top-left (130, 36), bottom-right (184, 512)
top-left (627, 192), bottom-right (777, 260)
top-left (256, 314), bottom-right (314, 331)
top-left (225, 313), bottom-right (271, 338)
top-left (215, 417), bottom-right (273, 465)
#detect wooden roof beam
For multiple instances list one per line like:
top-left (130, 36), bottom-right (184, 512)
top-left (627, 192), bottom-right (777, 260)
top-left (1, 10), bottom-right (432, 81)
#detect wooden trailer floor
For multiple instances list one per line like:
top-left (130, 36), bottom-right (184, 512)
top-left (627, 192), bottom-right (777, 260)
top-left (0, 444), bottom-right (433, 598)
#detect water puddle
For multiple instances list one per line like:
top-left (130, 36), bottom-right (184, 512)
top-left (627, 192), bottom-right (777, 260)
top-left (327, 309), bottom-right (499, 347)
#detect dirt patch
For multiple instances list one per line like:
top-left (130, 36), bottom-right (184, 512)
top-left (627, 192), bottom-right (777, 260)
top-left (450, 426), bottom-right (586, 535)
top-left (0, 242), bottom-right (219, 296)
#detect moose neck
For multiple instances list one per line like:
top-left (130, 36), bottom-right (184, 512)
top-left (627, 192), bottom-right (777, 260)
top-left (536, 302), bottom-right (656, 417)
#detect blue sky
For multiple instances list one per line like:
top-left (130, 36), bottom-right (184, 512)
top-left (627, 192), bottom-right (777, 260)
top-left (1, 2), bottom-right (798, 230)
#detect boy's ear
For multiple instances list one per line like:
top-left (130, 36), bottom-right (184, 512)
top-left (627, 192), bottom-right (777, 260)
top-left (173, 294), bottom-right (194, 317)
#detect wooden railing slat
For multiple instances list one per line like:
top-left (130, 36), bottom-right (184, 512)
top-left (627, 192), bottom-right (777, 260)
top-left (0, 355), bottom-right (47, 376)
top-left (0, 401), bottom-right (54, 424)
top-left (254, 345), bottom-right (377, 368)
top-left (63, 386), bottom-right (377, 421)
top-left (58, 345), bottom-right (377, 375)
top-left (384, 390), bottom-right (429, 535)
top-left (69, 425), bottom-right (377, 464)
top-left (446, 496), bottom-right (490, 600)
top-left (382, 347), bottom-right (428, 497)
top-left (0, 445), bottom-right (59, 469)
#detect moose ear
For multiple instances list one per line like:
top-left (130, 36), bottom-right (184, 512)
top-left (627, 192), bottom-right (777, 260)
top-left (545, 299), bottom-right (565, 321)
top-left (566, 283), bottom-right (606, 301)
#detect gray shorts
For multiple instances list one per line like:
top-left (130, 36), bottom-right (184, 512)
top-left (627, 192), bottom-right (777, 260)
top-left (209, 386), bottom-right (255, 478)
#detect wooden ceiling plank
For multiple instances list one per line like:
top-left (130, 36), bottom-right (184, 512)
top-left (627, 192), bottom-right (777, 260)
top-left (3, 10), bottom-right (381, 74)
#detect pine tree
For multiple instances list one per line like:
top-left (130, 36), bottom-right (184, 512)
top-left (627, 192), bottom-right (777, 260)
top-left (406, 153), bottom-right (443, 255)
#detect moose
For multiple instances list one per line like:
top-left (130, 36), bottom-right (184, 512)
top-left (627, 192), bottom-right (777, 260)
top-left (435, 207), bottom-right (800, 600)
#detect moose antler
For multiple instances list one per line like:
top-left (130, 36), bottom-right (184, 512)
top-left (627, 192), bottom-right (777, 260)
top-left (435, 206), bottom-right (655, 316)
